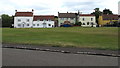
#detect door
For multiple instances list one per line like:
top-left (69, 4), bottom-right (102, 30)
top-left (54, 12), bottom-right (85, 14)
top-left (43, 23), bottom-right (46, 28)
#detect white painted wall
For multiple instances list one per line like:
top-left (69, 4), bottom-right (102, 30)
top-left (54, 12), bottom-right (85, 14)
top-left (79, 16), bottom-right (96, 27)
top-left (14, 17), bottom-right (33, 28)
top-left (118, 1), bottom-right (120, 15)
top-left (33, 20), bottom-right (54, 28)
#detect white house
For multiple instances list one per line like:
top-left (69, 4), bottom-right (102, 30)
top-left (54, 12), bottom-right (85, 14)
top-left (118, 1), bottom-right (120, 15)
top-left (33, 15), bottom-right (54, 28)
top-left (14, 10), bottom-right (34, 28)
top-left (79, 14), bottom-right (96, 27)
top-left (14, 10), bottom-right (55, 28)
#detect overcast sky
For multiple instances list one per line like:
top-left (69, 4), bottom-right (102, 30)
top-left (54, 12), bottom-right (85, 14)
top-left (0, 0), bottom-right (119, 16)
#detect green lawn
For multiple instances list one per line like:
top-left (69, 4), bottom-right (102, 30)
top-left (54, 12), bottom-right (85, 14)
top-left (2, 27), bottom-right (119, 50)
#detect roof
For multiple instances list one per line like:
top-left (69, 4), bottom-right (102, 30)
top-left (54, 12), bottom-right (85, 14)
top-left (80, 14), bottom-right (95, 16)
top-left (15, 12), bottom-right (33, 17)
top-left (58, 13), bottom-right (77, 18)
top-left (33, 15), bottom-right (54, 21)
top-left (101, 14), bottom-right (119, 20)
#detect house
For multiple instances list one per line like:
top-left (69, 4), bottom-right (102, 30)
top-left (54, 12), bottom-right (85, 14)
top-left (79, 14), bottom-right (96, 27)
top-left (14, 10), bottom-right (34, 28)
top-left (118, 1), bottom-right (120, 15)
top-left (98, 14), bottom-right (119, 26)
top-left (33, 15), bottom-right (54, 28)
top-left (58, 12), bottom-right (77, 27)
top-left (14, 9), bottom-right (55, 28)
top-left (0, 16), bottom-right (1, 22)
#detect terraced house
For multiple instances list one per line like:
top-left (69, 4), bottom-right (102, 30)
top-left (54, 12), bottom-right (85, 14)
top-left (33, 15), bottom-right (54, 28)
top-left (14, 9), bottom-right (55, 28)
top-left (58, 12), bottom-right (78, 27)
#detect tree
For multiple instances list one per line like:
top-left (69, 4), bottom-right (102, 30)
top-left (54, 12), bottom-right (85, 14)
top-left (103, 8), bottom-right (113, 14)
top-left (91, 8), bottom-right (102, 26)
top-left (1, 14), bottom-right (13, 27)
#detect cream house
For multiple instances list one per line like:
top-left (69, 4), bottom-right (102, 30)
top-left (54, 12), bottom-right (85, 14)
top-left (79, 14), bottom-right (96, 27)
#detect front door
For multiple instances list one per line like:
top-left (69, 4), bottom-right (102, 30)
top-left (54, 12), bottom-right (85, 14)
top-left (22, 22), bottom-right (25, 28)
top-left (43, 23), bottom-right (46, 28)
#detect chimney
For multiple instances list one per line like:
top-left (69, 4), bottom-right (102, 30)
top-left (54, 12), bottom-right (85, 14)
top-left (32, 9), bottom-right (34, 13)
top-left (15, 10), bottom-right (17, 12)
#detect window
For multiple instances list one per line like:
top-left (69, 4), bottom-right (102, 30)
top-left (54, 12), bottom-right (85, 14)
top-left (27, 19), bottom-right (29, 22)
top-left (27, 24), bottom-right (29, 26)
top-left (18, 24), bottom-right (21, 26)
top-left (91, 22), bottom-right (94, 25)
top-left (83, 23), bottom-right (85, 25)
top-left (61, 18), bottom-right (64, 20)
top-left (70, 18), bottom-right (74, 20)
top-left (48, 24), bottom-right (51, 26)
top-left (82, 18), bottom-right (85, 21)
top-left (18, 19), bottom-right (21, 22)
top-left (87, 22), bottom-right (89, 25)
top-left (91, 18), bottom-right (93, 21)
top-left (37, 24), bottom-right (39, 26)
top-left (33, 24), bottom-right (35, 26)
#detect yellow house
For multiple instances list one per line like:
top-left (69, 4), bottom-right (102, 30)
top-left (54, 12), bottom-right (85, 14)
top-left (98, 14), bottom-right (118, 26)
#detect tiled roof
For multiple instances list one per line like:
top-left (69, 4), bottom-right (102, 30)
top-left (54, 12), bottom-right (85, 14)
top-left (33, 15), bottom-right (54, 21)
top-left (15, 12), bottom-right (33, 17)
top-left (58, 13), bottom-right (77, 18)
top-left (80, 14), bottom-right (95, 16)
top-left (102, 14), bottom-right (118, 20)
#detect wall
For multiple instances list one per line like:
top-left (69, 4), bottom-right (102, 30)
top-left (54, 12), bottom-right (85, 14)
top-left (79, 16), bottom-right (96, 27)
top-left (58, 18), bottom-right (75, 26)
top-left (14, 17), bottom-right (33, 28)
top-left (118, 1), bottom-right (120, 15)
top-left (33, 21), bottom-right (54, 28)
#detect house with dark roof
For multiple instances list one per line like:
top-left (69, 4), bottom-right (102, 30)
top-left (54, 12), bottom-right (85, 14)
top-left (79, 14), bottom-right (96, 27)
top-left (14, 10), bottom-right (34, 28)
top-left (98, 14), bottom-right (119, 26)
top-left (58, 12), bottom-right (78, 27)
top-left (33, 15), bottom-right (54, 28)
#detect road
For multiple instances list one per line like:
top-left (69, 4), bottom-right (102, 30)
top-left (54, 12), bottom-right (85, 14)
top-left (2, 48), bottom-right (118, 66)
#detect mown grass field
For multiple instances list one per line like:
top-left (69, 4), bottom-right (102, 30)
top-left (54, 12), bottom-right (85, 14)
top-left (2, 27), bottom-right (118, 50)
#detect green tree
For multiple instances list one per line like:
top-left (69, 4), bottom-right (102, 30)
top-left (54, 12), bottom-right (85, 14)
top-left (91, 8), bottom-right (102, 26)
top-left (103, 8), bottom-right (113, 14)
top-left (1, 14), bottom-right (13, 27)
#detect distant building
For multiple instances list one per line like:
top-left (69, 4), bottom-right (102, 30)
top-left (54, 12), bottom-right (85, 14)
top-left (118, 1), bottom-right (120, 15)
top-left (98, 14), bottom-right (119, 26)
top-left (14, 10), bottom-right (55, 28)
top-left (33, 15), bottom-right (54, 28)
top-left (79, 14), bottom-right (96, 27)
top-left (58, 12), bottom-right (77, 27)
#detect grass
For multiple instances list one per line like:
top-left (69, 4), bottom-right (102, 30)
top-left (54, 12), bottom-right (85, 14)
top-left (2, 27), bottom-right (119, 50)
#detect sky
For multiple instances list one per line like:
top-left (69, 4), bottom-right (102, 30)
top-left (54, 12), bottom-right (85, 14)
top-left (0, 0), bottom-right (119, 16)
